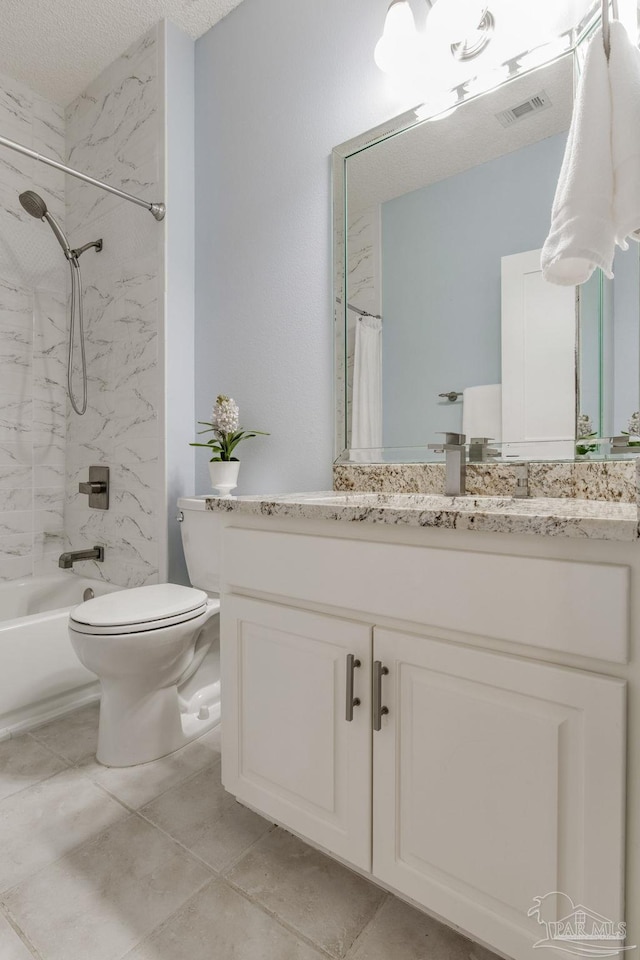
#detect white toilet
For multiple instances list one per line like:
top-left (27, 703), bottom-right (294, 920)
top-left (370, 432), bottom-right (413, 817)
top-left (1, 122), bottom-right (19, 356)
top-left (68, 498), bottom-right (223, 767)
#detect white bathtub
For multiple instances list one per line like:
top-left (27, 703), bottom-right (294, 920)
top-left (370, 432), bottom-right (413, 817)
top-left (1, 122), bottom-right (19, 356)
top-left (0, 573), bottom-right (122, 738)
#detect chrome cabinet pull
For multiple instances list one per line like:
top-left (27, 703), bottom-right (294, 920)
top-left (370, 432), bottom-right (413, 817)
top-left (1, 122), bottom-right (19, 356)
top-left (345, 653), bottom-right (361, 721)
top-left (373, 660), bottom-right (389, 731)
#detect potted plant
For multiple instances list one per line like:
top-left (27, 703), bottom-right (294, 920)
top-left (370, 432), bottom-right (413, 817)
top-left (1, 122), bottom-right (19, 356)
top-left (191, 395), bottom-right (269, 497)
top-left (576, 413), bottom-right (598, 457)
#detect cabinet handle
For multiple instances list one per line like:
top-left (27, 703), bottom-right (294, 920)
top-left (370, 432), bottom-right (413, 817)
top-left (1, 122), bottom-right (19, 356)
top-left (373, 660), bottom-right (389, 731)
top-left (345, 653), bottom-right (361, 721)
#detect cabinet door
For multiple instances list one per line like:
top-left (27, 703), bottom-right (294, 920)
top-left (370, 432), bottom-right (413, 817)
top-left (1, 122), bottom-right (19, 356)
top-left (373, 628), bottom-right (626, 960)
top-left (222, 596), bottom-right (372, 869)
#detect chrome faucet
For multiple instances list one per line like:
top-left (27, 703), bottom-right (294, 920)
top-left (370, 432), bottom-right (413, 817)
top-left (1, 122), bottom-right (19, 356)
top-left (58, 545), bottom-right (104, 569)
top-left (428, 432), bottom-right (467, 496)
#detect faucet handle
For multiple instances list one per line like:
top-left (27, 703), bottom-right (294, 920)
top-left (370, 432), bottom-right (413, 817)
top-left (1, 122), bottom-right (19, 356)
top-left (79, 481), bottom-right (107, 495)
top-left (436, 432), bottom-right (466, 445)
top-left (468, 437), bottom-right (499, 462)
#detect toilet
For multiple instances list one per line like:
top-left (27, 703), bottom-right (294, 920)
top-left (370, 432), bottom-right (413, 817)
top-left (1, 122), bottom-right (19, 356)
top-left (68, 498), bottom-right (223, 767)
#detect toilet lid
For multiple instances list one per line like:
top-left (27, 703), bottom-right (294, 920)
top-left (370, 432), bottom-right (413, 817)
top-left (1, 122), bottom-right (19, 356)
top-left (71, 584), bottom-right (209, 628)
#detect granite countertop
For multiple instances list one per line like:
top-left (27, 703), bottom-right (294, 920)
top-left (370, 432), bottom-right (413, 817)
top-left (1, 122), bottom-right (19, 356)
top-left (205, 491), bottom-right (639, 542)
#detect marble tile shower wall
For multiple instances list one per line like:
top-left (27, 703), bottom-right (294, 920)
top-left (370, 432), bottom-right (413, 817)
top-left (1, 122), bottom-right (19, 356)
top-left (0, 69), bottom-right (68, 579)
top-left (63, 27), bottom-right (164, 588)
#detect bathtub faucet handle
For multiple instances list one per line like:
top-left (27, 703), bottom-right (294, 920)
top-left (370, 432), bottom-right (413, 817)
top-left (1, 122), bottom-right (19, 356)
top-left (78, 466), bottom-right (109, 510)
top-left (79, 481), bottom-right (106, 494)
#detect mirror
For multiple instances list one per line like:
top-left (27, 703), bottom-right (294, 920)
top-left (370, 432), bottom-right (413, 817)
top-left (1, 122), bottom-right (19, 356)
top-left (334, 52), bottom-right (640, 463)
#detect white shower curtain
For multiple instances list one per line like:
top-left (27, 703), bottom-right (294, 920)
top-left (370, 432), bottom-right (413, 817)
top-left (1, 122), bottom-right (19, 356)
top-left (351, 316), bottom-right (382, 455)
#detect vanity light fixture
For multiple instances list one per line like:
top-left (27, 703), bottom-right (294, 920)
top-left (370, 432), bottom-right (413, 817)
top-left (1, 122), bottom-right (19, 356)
top-left (429, 0), bottom-right (496, 61)
top-left (374, 0), bottom-right (497, 79)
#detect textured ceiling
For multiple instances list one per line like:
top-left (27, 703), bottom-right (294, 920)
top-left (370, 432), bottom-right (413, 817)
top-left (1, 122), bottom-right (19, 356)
top-left (348, 56), bottom-right (573, 216)
top-left (2, 0), bottom-right (246, 106)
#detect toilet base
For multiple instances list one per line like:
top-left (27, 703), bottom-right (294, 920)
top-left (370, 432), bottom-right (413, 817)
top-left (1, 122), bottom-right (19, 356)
top-left (96, 682), bottom-right (220, 767)
top-left (96, 643), bottom-right (221, 767)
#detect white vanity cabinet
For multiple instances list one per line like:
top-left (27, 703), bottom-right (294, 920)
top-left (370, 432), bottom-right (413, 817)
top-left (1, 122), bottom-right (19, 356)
top-left (219, 519), bottom-right (629, 960)
top-left (221, 596), bottom-right (373, 870)
top-left (372, 627), bottom-right (626, 959)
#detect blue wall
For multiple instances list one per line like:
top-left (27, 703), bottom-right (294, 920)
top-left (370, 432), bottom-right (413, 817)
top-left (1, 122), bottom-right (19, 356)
top-left (612, 247), bottom-right (640, 432)
top-left (194, 0), bottom-right (416, 495)
top-left (381, 131), bottom-right (568, 448)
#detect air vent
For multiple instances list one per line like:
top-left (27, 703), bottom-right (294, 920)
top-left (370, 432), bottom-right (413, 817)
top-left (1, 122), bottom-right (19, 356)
top-left (495, 91), bottom-right (552, 128)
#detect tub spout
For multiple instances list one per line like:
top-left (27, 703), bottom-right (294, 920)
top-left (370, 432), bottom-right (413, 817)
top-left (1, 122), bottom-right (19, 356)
top-left (58, 546), bottom-right (104, 569)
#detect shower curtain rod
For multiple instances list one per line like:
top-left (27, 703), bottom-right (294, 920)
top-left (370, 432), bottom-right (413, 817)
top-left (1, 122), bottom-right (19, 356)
top-left (350, 303), bottom-right (382, 320)
top-left (0, 133), bottom-right (166, 221)
top-left (336, 298), bottom-right (382, 320)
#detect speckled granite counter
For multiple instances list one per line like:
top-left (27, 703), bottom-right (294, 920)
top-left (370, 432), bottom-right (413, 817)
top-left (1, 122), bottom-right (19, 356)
top-left (333, 460), bottom-right (639, 503)
top-left (205, 491), bottom-right (639, 542)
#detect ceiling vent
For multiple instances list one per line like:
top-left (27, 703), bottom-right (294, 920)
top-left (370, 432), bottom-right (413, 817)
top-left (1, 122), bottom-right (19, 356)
top-left (495, 91), bottom-right (552, 128)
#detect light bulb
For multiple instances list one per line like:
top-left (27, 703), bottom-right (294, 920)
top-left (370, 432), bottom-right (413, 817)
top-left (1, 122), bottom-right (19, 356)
top-left (374, 0), bottom-right (420, 75)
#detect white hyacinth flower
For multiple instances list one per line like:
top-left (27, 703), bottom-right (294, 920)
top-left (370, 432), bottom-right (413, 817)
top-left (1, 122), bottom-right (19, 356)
top-left (628, 411), bottom-right (640, 437)
top-left (212, 395), bottom-right (240, 435)
top-left (577, 413), bottom-right (594, 439)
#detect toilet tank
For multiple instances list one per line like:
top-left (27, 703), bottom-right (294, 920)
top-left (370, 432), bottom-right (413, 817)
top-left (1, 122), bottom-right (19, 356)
top-left (177, 497), bottom-right (223, 594)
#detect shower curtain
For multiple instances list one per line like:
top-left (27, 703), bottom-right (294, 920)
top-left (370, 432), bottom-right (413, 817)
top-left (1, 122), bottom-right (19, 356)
top-left (351, 315), bottom-right (382, 454)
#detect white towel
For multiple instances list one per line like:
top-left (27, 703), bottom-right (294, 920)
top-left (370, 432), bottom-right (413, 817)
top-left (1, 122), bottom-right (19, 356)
top-left (610, 20), bottom-right (640, 249)
top-left (541, 27), bottom-right (616, 285)
top-left (462, 384), bottom-right (502, 443)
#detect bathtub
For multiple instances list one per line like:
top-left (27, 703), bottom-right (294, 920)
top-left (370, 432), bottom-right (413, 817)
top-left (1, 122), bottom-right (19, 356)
top-left (0, 573), bottom-right (122, 738)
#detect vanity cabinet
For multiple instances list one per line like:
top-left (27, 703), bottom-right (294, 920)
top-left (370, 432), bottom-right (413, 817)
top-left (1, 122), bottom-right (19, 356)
top-left (221, 596), bottom-right (373, 870)
top-left (220, 522), bottom-right (628, 960)
top-left (373, 627), bottom-right (626, 956)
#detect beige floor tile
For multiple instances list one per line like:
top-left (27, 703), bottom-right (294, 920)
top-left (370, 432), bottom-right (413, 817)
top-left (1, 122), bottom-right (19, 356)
top-left (0, 735), bottom-right (67, 803)
top-left (197, 724), bottom-right (221, 756)
top-left (0, 766), bottom-right (128, 892)
top-left (0, 911), bottom-right (34, 960)
top-left (347, 895), bottom-right (475, 960)
top-left (140, 761), bottom-right (273, 871)
top-left (469, 947), bottom-right (502, 960)
top-left (79, 737), bottom-right (219, 809)
top-left (124, 878), bottom-right (324, 960)
top-left (29, 703), bottom-right (100, 763)
top-left (4, 815), bottom-right (212, 960)
top-left (228, 829), bottom-right (385, 958)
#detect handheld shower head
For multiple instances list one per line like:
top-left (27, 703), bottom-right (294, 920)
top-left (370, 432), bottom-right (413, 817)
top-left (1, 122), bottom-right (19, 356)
top-left (19, 189), bottom-right (73, 259)
top-left (19, 190), bottom-right (48, 219)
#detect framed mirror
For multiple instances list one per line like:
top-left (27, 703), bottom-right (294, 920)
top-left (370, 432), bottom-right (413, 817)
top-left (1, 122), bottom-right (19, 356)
top-left (334, 46), bottom-right (640, 464)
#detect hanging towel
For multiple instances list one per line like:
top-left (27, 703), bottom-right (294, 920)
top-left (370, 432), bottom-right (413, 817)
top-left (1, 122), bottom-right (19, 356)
top-left (351, 316), bottom-right (382, 454)
top-left (610, 20), bottom-right (640, 249)
top-left (462, 384), bottom-right (502, 442)
top-left (541, 27), bottom-right (616, 285)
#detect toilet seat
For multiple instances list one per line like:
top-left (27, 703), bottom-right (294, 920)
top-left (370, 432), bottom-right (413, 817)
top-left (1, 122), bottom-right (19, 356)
top-left (70, 584), bottom-right (217, 636)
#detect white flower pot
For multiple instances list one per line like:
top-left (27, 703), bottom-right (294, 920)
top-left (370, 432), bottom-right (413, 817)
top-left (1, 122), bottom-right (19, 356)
top-left (209, 460), bottom-right (240, 498)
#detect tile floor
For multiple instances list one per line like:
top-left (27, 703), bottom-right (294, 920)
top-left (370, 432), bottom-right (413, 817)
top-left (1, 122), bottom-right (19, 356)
top-left (0, 705), bottom-right (499, 960)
